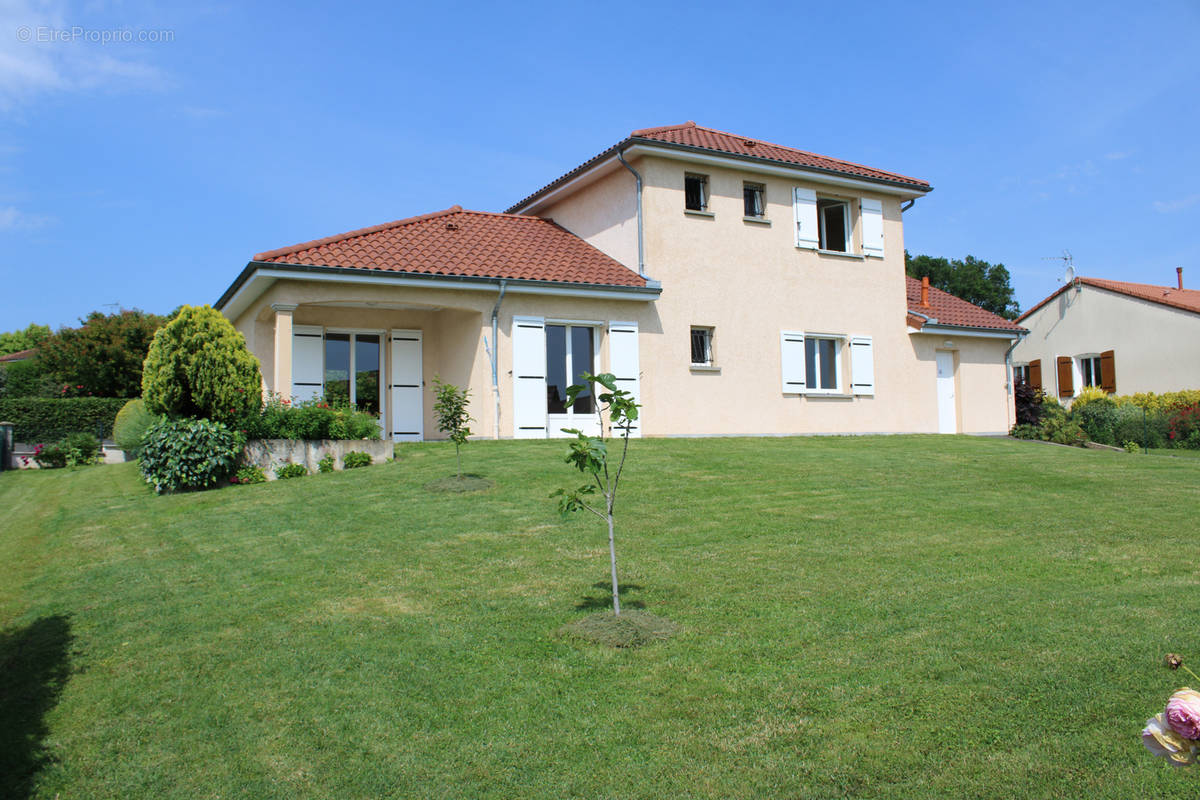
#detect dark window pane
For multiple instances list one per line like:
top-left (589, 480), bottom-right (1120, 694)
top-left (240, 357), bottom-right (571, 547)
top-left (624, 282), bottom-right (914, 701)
top-left (691, 329), bottom-right (710, 364)
top-left (571, 326), bottom-right (594, 414)
top-left (805, 339), bottom-right (817, 389)
top-left (819, 200), bottom-right (847, 252)
top-left (685, 176), bottom-right (705, 211)
top-left (819, 339), bottom-right (837, 389)
top-left (744, 186), bottom-right (763, 217)
top-left (355, 334), bottom-right (380, 415)
top-left (546, 325), bottom-right (567, 414)
top-left (324, 333), bottom-right (350, 407)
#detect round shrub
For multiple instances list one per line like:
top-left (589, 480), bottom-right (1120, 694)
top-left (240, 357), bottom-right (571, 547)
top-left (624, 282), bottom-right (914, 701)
top-left (139, 418), bottom-right (243, 494)
top-left (275, 463), bottom-right (308, 479)
top-left (142, 305), bottom-right (262, 424)
top-left (342, 451), bottom-right (372, 469)
top-left (113, 399), bottom-right (162, 454)
top-left (1075, 399), bottom-right (1119, 445)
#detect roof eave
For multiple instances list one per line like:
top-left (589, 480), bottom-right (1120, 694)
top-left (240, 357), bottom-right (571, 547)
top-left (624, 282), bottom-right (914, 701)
top-left (910, 321), bottom-right (1028, 339)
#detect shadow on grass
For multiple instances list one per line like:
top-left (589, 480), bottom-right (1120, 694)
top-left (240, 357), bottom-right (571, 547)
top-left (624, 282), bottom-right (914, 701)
top-left (0, 615), bottom-right (73, 800)
top-left (575, 581), bottom-right (645, 611)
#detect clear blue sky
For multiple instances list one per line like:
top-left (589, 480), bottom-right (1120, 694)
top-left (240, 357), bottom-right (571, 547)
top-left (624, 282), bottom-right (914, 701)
top-left (2, 0), bottom-right (1197, 330)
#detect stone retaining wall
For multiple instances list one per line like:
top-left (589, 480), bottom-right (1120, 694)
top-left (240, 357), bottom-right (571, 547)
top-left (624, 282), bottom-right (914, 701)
top-left (241, 438), bottom-right (393, 478)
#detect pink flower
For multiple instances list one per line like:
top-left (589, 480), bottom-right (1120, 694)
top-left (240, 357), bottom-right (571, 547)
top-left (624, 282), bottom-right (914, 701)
top-left (1144, 713), bottom-right (1197, 766)
top-left (1166, 688), bottom-right (1200, 739)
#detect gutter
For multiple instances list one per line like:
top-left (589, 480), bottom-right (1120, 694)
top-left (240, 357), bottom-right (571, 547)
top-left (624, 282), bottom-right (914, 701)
top-left (616, 146), bottom-right (645, 276)
top-left (488, 280), bottom-right (507, 439)
top-left (1003, 332), bottom-right (1028, 428)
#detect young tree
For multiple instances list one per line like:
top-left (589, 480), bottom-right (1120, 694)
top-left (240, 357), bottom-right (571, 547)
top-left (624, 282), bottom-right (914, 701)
top-left (905, 251), bottom-right (1021, 320)
top-left (142, 305), bottom-right (262, 422)
top-left (0, 323), bottom-right (51, 357)
top-left (431, 377), bottom-right (472, 479)
top-left (38, 310), bottom-right (166, 397)
top-left (552, 372), bottom-right (640, 616)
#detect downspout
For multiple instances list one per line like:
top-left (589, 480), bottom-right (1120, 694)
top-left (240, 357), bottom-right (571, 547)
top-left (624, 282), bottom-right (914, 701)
top-left (489, 279), bottom-right (507, 439)
top-left (616, 146), bottom-right (645, 276)
top-left (1003, 334), bottom-right (1026, 429)
top-left (901, 198), bottom-right (916, 213)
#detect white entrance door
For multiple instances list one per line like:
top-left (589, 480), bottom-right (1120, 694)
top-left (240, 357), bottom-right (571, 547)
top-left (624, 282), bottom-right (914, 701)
top-left (936, 350), bottom-right (957, 434)
top-left (389, 329), bottom-right (423, 442)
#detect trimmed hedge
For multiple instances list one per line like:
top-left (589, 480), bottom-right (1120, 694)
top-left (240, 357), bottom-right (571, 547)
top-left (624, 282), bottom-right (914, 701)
top-left (0, 397), bottom-right (130, 442)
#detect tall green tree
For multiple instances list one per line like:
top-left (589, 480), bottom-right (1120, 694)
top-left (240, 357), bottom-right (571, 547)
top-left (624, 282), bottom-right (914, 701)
top-left (38, 310), bottom-right (167, 397)
top-left (0, 323), bottom-right (51, 357)
top-left (905, 251), bottom-right (1021, 320)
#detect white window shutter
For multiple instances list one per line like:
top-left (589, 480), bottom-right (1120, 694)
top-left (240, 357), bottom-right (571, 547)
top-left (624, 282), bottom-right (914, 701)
top-left (608, 321), bottom-right (641, 437)
top-left (860, 198), bottom-right (884, 258)
top-left (512, 317), bottom-right (547, 438)
top-left (793, 187), bottom-right (819, 250)
top-left (389, 329), bottom-right (423, 441)
top-left (291, 325), bottom-right (324, 402)
top-left (780, 331), bottom-right (806, 393)
top-left (850, 336), bottom-right (875, 396)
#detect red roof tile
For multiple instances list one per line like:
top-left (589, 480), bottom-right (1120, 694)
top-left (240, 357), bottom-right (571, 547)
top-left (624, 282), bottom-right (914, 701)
top-left (631, 122), bottom-right (931, 189)
top-left (1017, 277), bottom-right (1200, 322)
top-left (0, 348), bottom-right (36, 362)
top-left (254, 207), bottom-right (647, 288)
top-left (906, 277), bottom-right (1026, 332)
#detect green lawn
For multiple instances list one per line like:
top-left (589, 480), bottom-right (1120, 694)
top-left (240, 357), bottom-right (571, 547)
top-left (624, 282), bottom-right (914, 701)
top-left (2, 436), bottom-right (1199, 799)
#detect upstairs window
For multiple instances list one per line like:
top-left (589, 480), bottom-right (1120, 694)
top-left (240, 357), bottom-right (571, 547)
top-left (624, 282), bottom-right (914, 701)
top-left (743, 182), bottom-right (765, 218)
top-left (685, 174), bottom-right (708, 212)
top-left (690, 327), bottom-right (714, 366)
top-left (818, 199), bottom-right (849, 252)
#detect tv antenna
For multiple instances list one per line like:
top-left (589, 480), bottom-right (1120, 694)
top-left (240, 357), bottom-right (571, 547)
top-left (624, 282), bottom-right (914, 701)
top-left (1042, 250), bottom-right (1075, 285)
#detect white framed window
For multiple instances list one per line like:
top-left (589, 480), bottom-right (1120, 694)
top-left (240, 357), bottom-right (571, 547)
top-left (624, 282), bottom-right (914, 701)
top-left (546, 323), bottom-right (598, 422)
top-left (684, 173), bottom-right (709, 212)
top-left (817, 199), bottom-right (850, 252)
top-left (805, 335), bottom-right (843, 392)
top-left (1078, 354), bottom-right (1102, 389)
top-left (743, 182), bottom-right (765, 218)
top-left (690, 327), bottom-right (714, 366)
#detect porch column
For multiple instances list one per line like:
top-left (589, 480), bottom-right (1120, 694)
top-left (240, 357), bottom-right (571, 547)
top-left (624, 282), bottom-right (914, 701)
top-left (271, 303), bottom-right (297, 397)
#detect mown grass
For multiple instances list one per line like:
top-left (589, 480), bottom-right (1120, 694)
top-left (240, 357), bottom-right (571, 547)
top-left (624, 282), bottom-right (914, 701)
top-left (2, 436), bottom-right (1199, 799)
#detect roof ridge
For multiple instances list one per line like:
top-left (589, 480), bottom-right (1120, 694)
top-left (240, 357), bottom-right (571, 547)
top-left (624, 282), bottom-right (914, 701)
top-left (1017, 275), bottom-right (1200, 322)
top-left (253, 205), bottom-right (465, 261)
top-left (629, 120), bottom-right (696, 136)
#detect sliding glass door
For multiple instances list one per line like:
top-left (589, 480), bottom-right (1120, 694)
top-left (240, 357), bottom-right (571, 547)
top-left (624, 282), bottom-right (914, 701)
top-left (324, 331), bottom-right (383, 427)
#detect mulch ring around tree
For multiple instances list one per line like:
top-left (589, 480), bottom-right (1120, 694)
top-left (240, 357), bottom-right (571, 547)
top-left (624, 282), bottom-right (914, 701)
top-left (558, 610), bottom-right (679, 649)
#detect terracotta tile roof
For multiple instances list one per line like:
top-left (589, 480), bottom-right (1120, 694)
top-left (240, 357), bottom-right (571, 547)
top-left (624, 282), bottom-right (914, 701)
top-left (508, 121), bottom-right (930, 212)
top-left (253, 206), bottom-right (647, 288)
top-left (630, 122), bottom-right (931, 189)
top-left (1017, 277), bottom-right (1200, 322)
top-left (906, 277), bottom-right (1026, 332)
top-left (0, 348), bottom-right (36, 363)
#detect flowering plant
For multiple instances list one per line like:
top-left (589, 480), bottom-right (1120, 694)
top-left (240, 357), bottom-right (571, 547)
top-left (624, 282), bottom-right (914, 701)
top-left (1142, 655), bottom-right (1200, 766)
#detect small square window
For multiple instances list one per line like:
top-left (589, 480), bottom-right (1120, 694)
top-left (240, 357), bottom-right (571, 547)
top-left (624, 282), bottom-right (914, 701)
top-left (743, 183), bottom-right (765, 218)
top-left (690, 327), bottom-right (713, 366)
top-left (818, 199), bottom-right (849, 252)
top-left (685, 174), bottom-right (708, 212)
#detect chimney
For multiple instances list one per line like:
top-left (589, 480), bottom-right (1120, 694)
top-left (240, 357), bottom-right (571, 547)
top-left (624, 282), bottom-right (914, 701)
top-left (1178, 267), bottom-right (1184, 290)
top-left (920, 276), bottom-right (931, 308)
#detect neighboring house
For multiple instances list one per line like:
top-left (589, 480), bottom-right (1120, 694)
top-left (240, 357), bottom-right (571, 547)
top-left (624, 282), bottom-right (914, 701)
top-left (0, 348), bottom-right (37, 364)
top-left (1012, 270), bottom-right (1200, 400)
top-left (215, 121), bottom-right (1025, 439)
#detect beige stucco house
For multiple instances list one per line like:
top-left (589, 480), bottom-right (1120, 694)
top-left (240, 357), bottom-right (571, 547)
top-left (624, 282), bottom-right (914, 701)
top-left (215, 122), bottom-right (1026, 440)
top-left (1012, 270), bottom-right (1200, 400)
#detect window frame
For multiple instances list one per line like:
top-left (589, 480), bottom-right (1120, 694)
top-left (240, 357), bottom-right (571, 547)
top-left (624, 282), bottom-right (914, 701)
top-left (817, 198), bottom-right (851, 253)
top-left (743, 182), bottom-right (766, 219)
top-left (1013, 363), bottom-right (1030, 385)
top-left (1078, 354), bottom-right (1103, 390)
top-left (690, 326), bottom-right (714, 367)
top-left (684, 173), bottom-right (709, 213)
top-left (804, 333), bottom-right (845, 394)
top-left (322, 327), bottom-right (385, 428)
top-left (544, 321), bottom-right (601, 425)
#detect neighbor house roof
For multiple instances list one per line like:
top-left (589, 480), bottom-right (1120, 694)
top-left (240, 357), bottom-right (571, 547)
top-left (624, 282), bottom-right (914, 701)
top-left (0, 348), bottom-right (36, 363)
top-left (507, 121), bottom-right (931, 212)
top-left (252, 206), bottom-right (647, 288)
top-left (1017, 277), bottom-right (1200, 322)
top-left (906, 277), bottom-right (1026, 333)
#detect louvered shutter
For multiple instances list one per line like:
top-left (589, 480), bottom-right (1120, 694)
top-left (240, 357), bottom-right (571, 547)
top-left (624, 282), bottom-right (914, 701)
top-left (1056, 356), bottom-right (1074, 398)
top-left (793, 188), bottom-right (819, 249)
top-left (850, 336), bottom-right (875, 396)
top-left (1100, 350), bottom-right (1116, 394)
top-left (781, 331), bottom-right (806, 393)
top-left (1029, 359), bottom-right (1042, 392)
top-left (291, 325), bottom-right (324, 402)
top-left (860, 198), bottom-right (884, 258)
top-left (608, 321), bottom-right (641, 437)
top-left (389, 329), bottom-right (423, 441)
top-left (512, 317), bottom-right (547, 438)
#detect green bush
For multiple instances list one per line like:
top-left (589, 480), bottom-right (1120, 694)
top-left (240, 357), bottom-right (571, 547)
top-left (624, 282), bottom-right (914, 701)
top-left (113, 399), bottom-right (162, 454)
top-left (342, 451), bottom-right (372, 469)
top-left (1168, 405), bottom-right (1200, 449)
top-left (317, 454), bottom-right (335, 473)
top-left (32, 442), bottom-right (65, 468)
top-left (275, 463), bottom-right (307, 479)
top-left (1009, 423), bottom-right (1040, 439)
top-left (1112, 405), bottom-right (1168, 450)
top-left (32, 433), bottom-right (102, 468)
top-left (237, 396), bottom-right (381, 441)
top-left (232, 465), bottom-right (266, 485)
top-left (142, 305), bottom-right (262, 424)
top-left (0, 397), bottom-right (128, 442)
top-left (1075, 398), bottom-right (1119, 445)
top-left (1123, 441), bottom-right (1141, 454)
top-left (139, 418), bottom-right (243, 494)
top-left (0, 358), bottom-right (57, 398)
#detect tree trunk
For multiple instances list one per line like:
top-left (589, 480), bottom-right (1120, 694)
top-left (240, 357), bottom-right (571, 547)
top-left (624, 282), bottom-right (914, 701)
top-left (608, 512), bottom-right (620, 615)
top-left (456, 444), bottom-right (462, 480)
